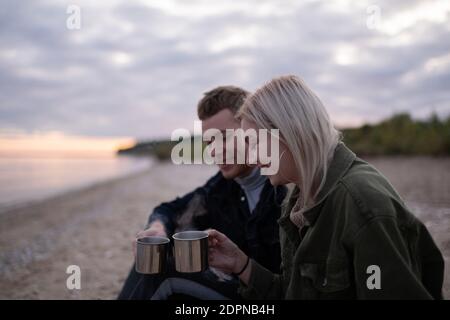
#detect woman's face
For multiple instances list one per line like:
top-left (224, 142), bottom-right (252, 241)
top-left (241, 118), bottom-right (300, 186)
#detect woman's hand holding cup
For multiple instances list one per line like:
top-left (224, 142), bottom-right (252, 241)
top-left (206, 229), bottom-right (249, 277)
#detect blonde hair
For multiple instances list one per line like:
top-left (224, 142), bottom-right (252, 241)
top-left (238, 75), bottom-right (341, 212)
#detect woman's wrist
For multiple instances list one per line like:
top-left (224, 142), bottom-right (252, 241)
top-left (233, 250), bottom-right (249, 275)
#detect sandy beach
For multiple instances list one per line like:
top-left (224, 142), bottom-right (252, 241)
top-left (0, 158), bottom-right (449, 299)
top-left (0, 162), bottom-right (217, 299)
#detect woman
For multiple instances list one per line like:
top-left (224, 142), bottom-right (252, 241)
top-left (207, 75), bottom-right (444, 299)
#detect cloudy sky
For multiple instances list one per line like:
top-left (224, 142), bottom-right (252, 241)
top-left (0, 0), bottom-right (449, 144)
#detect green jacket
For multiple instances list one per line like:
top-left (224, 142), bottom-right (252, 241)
top-left (240, 143), bottom-right (444, 299)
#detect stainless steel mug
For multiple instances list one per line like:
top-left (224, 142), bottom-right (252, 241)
top-left (135, 236), bottom-right (170, 274)
top-left (172, 231), bottom-right (208, 273)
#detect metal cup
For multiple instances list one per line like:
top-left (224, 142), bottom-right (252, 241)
top-left (135, 236), bottom-right (170, 274)
top-left (172, 231), bottom-right (208, 273)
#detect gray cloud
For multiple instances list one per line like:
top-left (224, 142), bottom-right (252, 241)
top-left (0, 0), bottom-right (449, 138)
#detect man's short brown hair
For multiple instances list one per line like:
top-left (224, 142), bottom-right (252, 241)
top-left (197, 85), bottom-right (250, 120)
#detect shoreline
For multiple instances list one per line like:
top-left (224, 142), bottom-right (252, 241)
top-left (0, 168), bottom-right (154, 281)
top-left (0, 154), bottom-right (153, 214)
top-left (0, 166), bottom-right (153, 217)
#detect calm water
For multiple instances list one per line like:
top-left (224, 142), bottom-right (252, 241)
top-left (0, 155), bottom-right (152, 211)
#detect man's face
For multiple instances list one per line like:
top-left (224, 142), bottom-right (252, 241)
top-left (202, 109), bottom-right (252, 179)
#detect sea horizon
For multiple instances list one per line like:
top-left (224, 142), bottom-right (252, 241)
top-left (0, 151), bottom-right (153, 212)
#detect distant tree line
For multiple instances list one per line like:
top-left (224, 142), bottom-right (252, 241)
top-left (118, 136), bottom-right (204, 161)
top-left (342, 113), bottom-right (450, 156)
top-left (118, 113), bottom-right (450, 160)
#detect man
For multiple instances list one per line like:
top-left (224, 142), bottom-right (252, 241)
top-left (118, 86), bottom-right (287, 300)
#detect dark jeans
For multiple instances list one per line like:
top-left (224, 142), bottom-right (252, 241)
top-left (117, 256), bottom-right (241, 300)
